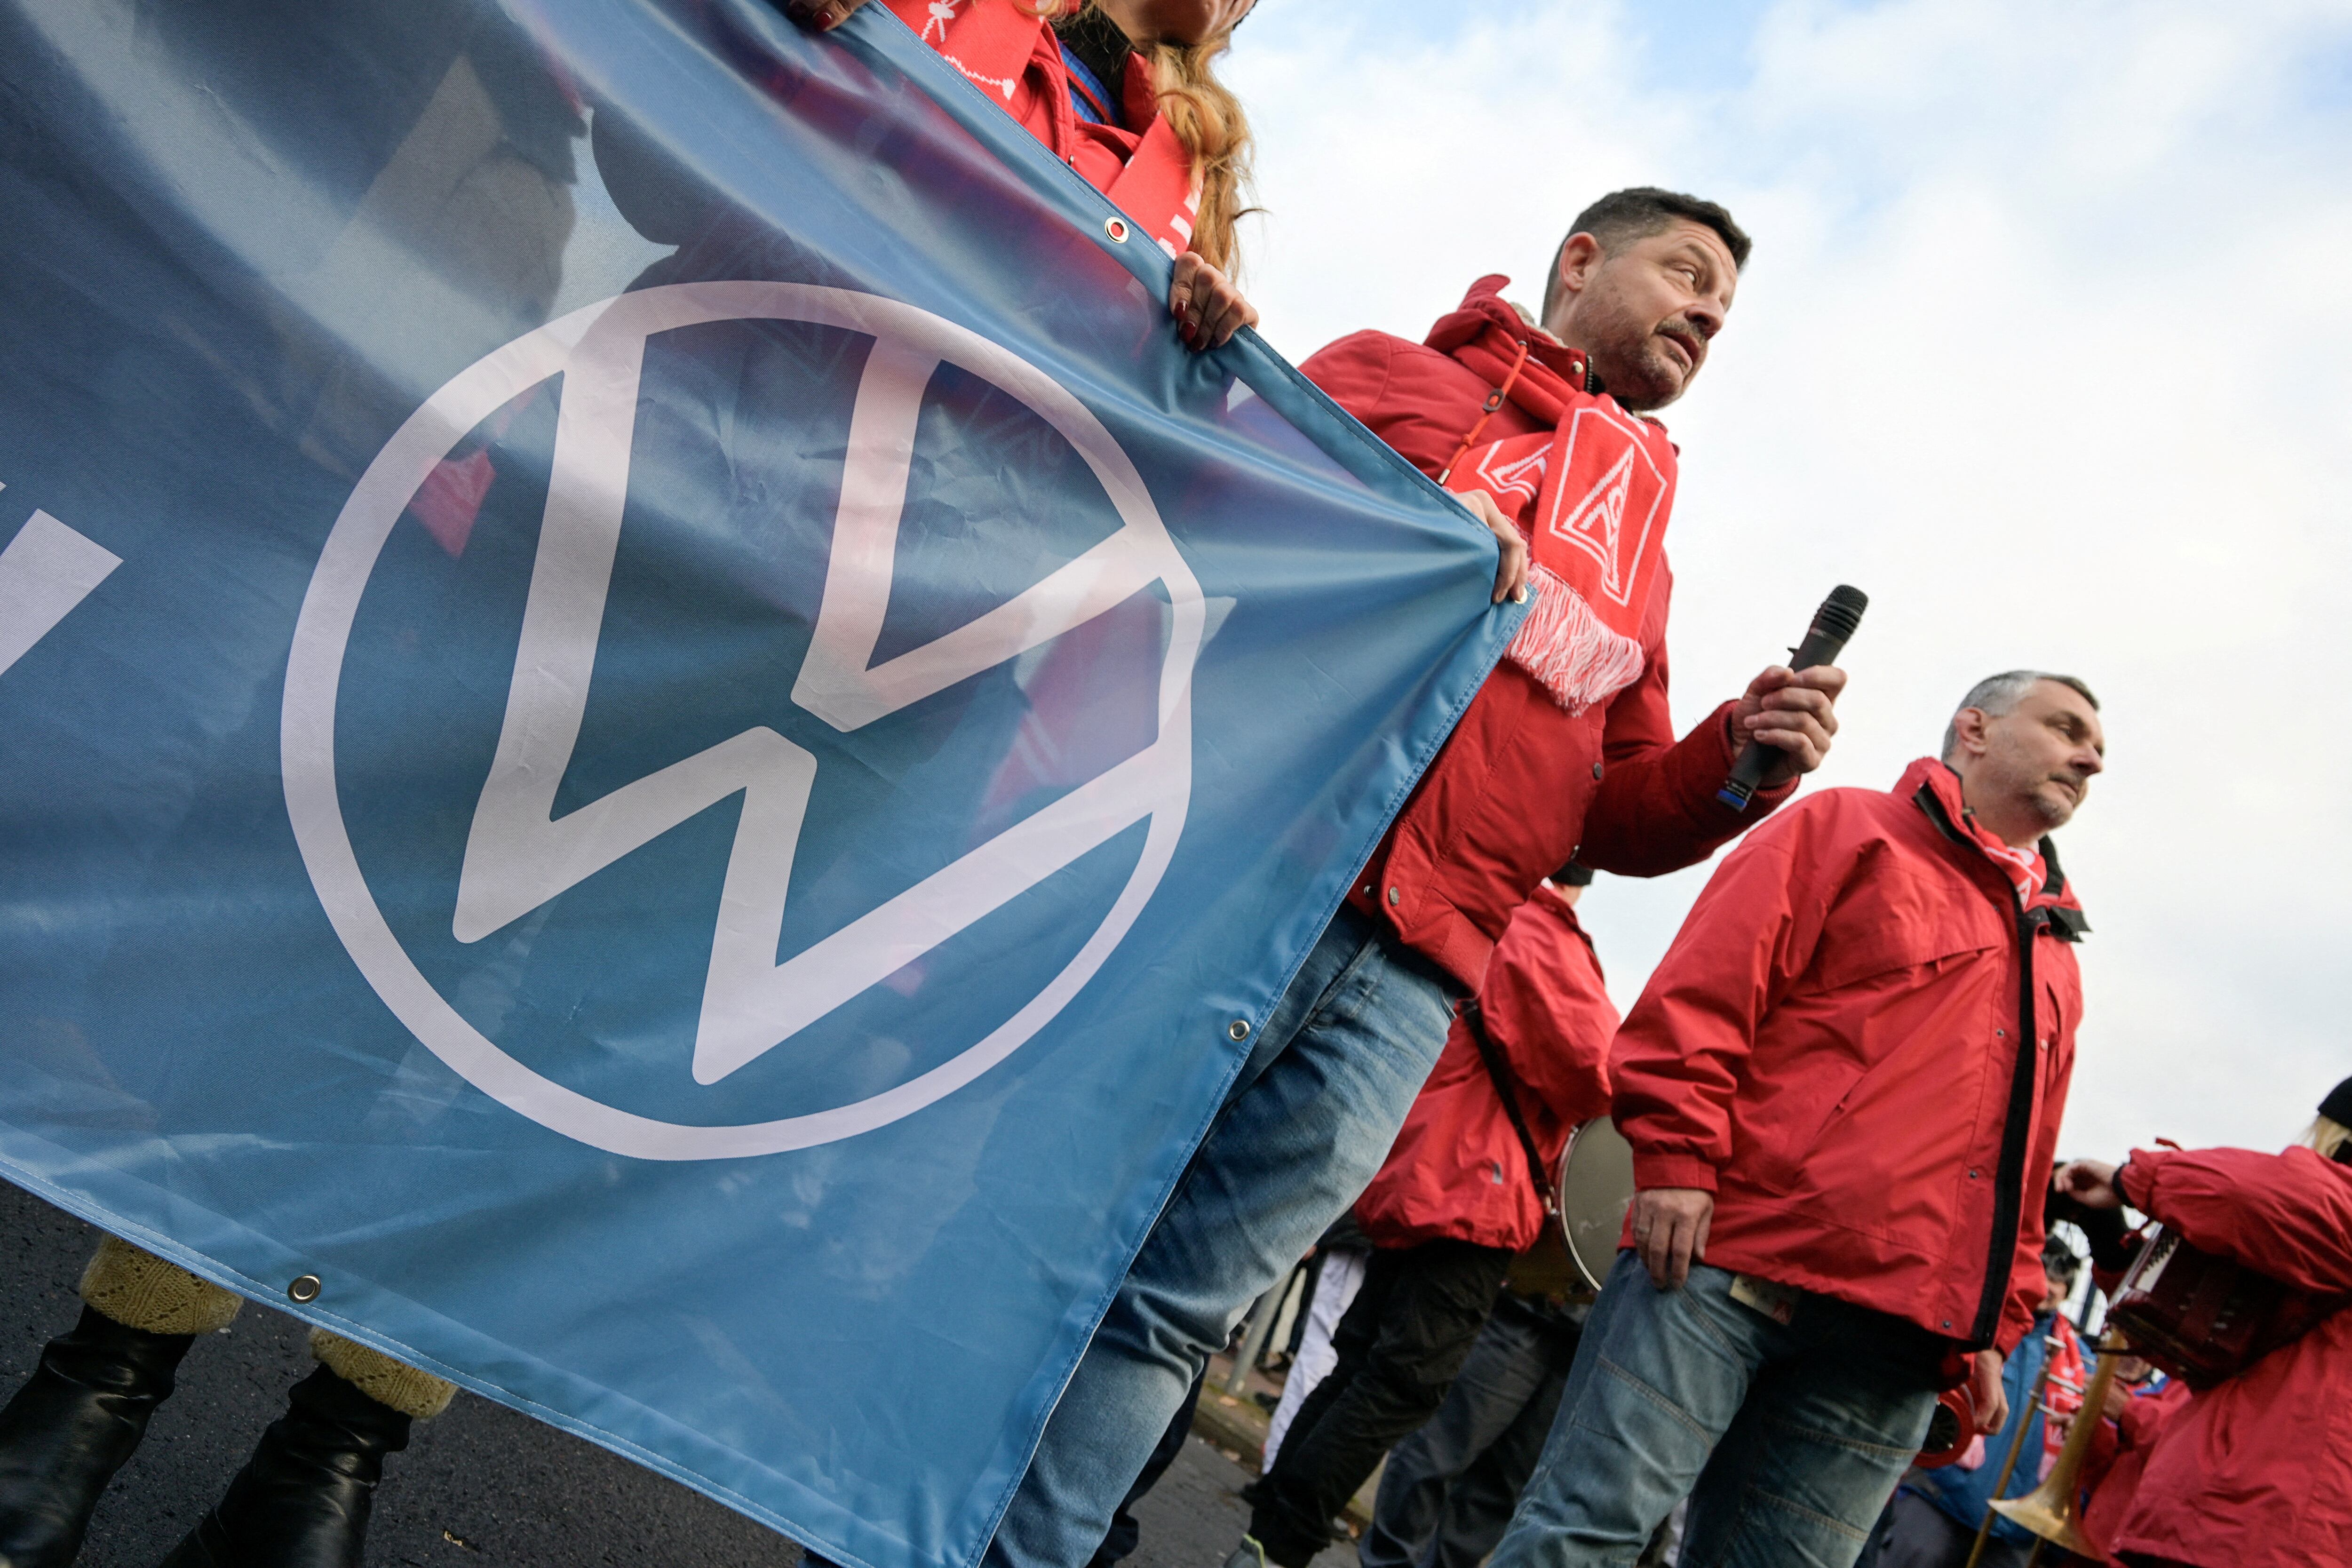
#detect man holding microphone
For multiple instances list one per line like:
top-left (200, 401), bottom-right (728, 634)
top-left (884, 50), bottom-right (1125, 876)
top-left (994, 188), bottom-right (1855, 1568)
top-left (1491, 672), bottom-right (2107, 1568)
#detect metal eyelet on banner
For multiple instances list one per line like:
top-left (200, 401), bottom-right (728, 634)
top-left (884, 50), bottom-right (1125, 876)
top-left (287, 1274), bottom-right (322, 1303)
top-left (1103, 217), bottom-right (1130, 244)
top-left (1227, 1019), bottom-right (1250, 1042)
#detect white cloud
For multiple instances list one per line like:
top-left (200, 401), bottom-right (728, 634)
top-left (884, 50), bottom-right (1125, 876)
top-left (1225, 0), bottom-right (2352, 1160)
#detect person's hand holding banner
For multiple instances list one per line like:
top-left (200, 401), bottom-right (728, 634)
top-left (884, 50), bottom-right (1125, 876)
top-left (0, 3), bottom-right (1524, 1564)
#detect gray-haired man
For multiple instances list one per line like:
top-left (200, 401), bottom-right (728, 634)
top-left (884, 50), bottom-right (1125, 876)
top-left (1490, 673), bottom-right (2104, 1568)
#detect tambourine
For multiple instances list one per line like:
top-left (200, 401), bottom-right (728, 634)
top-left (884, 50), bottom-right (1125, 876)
top-left (1552, 1116), bottom-right (1636, 1294)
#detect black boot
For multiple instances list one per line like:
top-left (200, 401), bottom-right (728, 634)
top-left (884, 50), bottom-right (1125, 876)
top-left (157, 1366), bottom-right (412, 1568)
top-left (0, 1305), bottom-right (196, 1568)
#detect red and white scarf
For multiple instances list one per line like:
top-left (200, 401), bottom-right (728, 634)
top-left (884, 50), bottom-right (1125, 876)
top-left (1959, 810), bottom-right (2049, 902)
top-left (1436, 316), bottom-right (1677, 716)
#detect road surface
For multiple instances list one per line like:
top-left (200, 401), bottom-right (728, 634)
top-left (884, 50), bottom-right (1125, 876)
top-left (0, 1183), bottom-right (1356, 1568)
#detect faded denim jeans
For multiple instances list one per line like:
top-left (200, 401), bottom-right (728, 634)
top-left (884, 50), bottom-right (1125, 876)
top-left (1359, 1293), bottom-right (1581, 1568)
top-left (1490, 1253), bottom-right (1944, 1568)
top-left (982, 905), bottom-right (1461, 1568)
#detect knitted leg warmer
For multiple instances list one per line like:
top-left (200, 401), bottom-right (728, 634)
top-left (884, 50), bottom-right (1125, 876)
top-left (308, 1331), bottom-right (455, 1421)
top-left (78, 1235), bottom-right (243, 1337)
top-left (0, 1237), bottom-right (231, 1568)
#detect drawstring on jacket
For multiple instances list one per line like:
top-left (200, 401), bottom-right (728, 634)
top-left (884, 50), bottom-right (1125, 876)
top-left (1435, 337), bottom-right (1532, 486)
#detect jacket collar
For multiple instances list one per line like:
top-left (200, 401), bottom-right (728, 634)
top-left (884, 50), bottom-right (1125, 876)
top-left (1425, 276), bottom-right (1592, 402)
top-left (1901, 757), bottom-right (2090, 936)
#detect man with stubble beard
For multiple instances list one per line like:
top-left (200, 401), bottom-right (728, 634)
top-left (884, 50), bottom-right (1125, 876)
top-left (985, 189), bottom-right (1853, 1568)
top-left (1488, 673), bottom-right (2106, 1568)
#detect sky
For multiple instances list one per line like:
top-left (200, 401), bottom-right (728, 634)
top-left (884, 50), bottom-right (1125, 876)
top-left (1221, 0), bottom-right (2352, 1162)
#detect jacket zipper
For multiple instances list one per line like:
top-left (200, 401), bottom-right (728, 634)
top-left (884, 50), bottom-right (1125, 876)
top-left (1973, 892), bottom-right (2042, 1346)
top-left (1914, 784), bottom-right (2049, 1348)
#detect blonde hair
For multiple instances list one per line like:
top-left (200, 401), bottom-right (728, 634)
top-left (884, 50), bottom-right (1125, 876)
top-left (1029, 1), bottom-right (1258, 274)
top-left (2302, 1114), bottom-right (2352, 1162)
top-left (1134, 30), bottom-right (1255, 273)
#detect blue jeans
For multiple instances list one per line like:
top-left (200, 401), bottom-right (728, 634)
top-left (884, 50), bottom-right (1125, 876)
top-left (984, 905), bottom-right (1461, 1568)
top-left (1359, 1294), bottom-right (1581, 1568)
top-left (1857, 1490), bottom-right (2032, 1568)
top-left (1491, 1253), bottom-right (1944, 1568)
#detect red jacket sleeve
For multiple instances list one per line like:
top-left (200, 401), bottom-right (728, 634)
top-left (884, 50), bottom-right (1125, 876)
top-left (1608, 806), bottom-right (1844, 1192)
top-left (1576, 565), bottom-right (1796, 878)
top-left (2077, 1371), bottom-right (2179, 1501)
top-left (2118, 1380), bottom-right (2187, 1450)
top-left (1480, 894), bottom-right (1617, 1129)
top-left (2118, 1145), bottom-right (2352, 1296)
top-left (2082, 1396), bottom-right (2124, 1479)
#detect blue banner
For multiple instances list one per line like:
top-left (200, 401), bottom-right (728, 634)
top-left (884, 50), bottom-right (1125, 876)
top-left (0, 2), bottom-right (1515, 1562)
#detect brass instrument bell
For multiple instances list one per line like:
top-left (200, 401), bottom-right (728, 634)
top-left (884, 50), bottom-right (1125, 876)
top-left (1986, 1333), bottom-right (2128, 1556)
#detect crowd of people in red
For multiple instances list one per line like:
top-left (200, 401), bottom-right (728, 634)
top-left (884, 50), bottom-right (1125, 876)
top-left (780, 7), bottom-right (2343, 1568)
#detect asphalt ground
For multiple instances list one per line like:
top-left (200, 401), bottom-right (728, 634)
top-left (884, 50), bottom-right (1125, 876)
top-left (0, 1182), bottom-right (1356, 1568)
top-left (1117, 1433), bottom-right (1363, 1568)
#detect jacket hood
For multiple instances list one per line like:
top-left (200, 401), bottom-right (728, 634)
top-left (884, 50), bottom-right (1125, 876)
top-left (1425, 275), bottom-right (1541, 350)
top-left (1424, 275), bottom-right (1592, 395)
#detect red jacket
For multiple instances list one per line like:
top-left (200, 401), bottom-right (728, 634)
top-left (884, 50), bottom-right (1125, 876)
top-left (2078, 1377), bottom-right (2192, 1566)
top-left (881, 0), bottom-right (1200, 255)
top-left (1611, 757), bottom-right (2088, 1352)
top-left (1354, 887), bottom-right (1617, 1252)
top-left (1301, 278), bottom-right (1791, 991)
top-left (2108, 1145), bottom-right (2352, 1568)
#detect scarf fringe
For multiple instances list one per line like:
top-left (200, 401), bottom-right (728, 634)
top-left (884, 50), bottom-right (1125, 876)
top-left (1506, 565), bottom-right (1647, 715)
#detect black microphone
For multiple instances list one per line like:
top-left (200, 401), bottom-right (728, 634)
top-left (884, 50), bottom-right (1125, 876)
top-left (1716, 585), bottom-right (1867, 811)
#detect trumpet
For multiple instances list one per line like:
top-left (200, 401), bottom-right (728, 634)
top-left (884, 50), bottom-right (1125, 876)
top-left (1984, 1332), bottom-right (2130, 1562)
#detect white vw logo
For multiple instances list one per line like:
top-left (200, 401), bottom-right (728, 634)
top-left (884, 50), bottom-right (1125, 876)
top-left (283, 282), bottom-right (1204, 1160)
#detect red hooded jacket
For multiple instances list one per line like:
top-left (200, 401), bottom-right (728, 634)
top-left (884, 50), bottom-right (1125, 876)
top-left (1611, 757), bottom-right (2089, 1353)
top-left (1353, 886), bottom-right (1617, 1252)
top-left (1301, 278), bottom-right (1792, 991)
top-left (2107, 1145), bottom-right (2352, 1568)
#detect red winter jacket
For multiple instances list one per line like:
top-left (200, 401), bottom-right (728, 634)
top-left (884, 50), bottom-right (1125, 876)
top-left (880, 0), bottom-right (1201, 255)
top-left (2078, 1377), bottom-right (2192, 1566)
top-left (1354, 886), bottom-right (1617, 1252)
top-left (1301, 278), bottom-right (1791, 991)
top-left (1611, 757), bottom-right (2089, 1353)
top-left (2107, 1145), bottom-right (2352, 1568)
